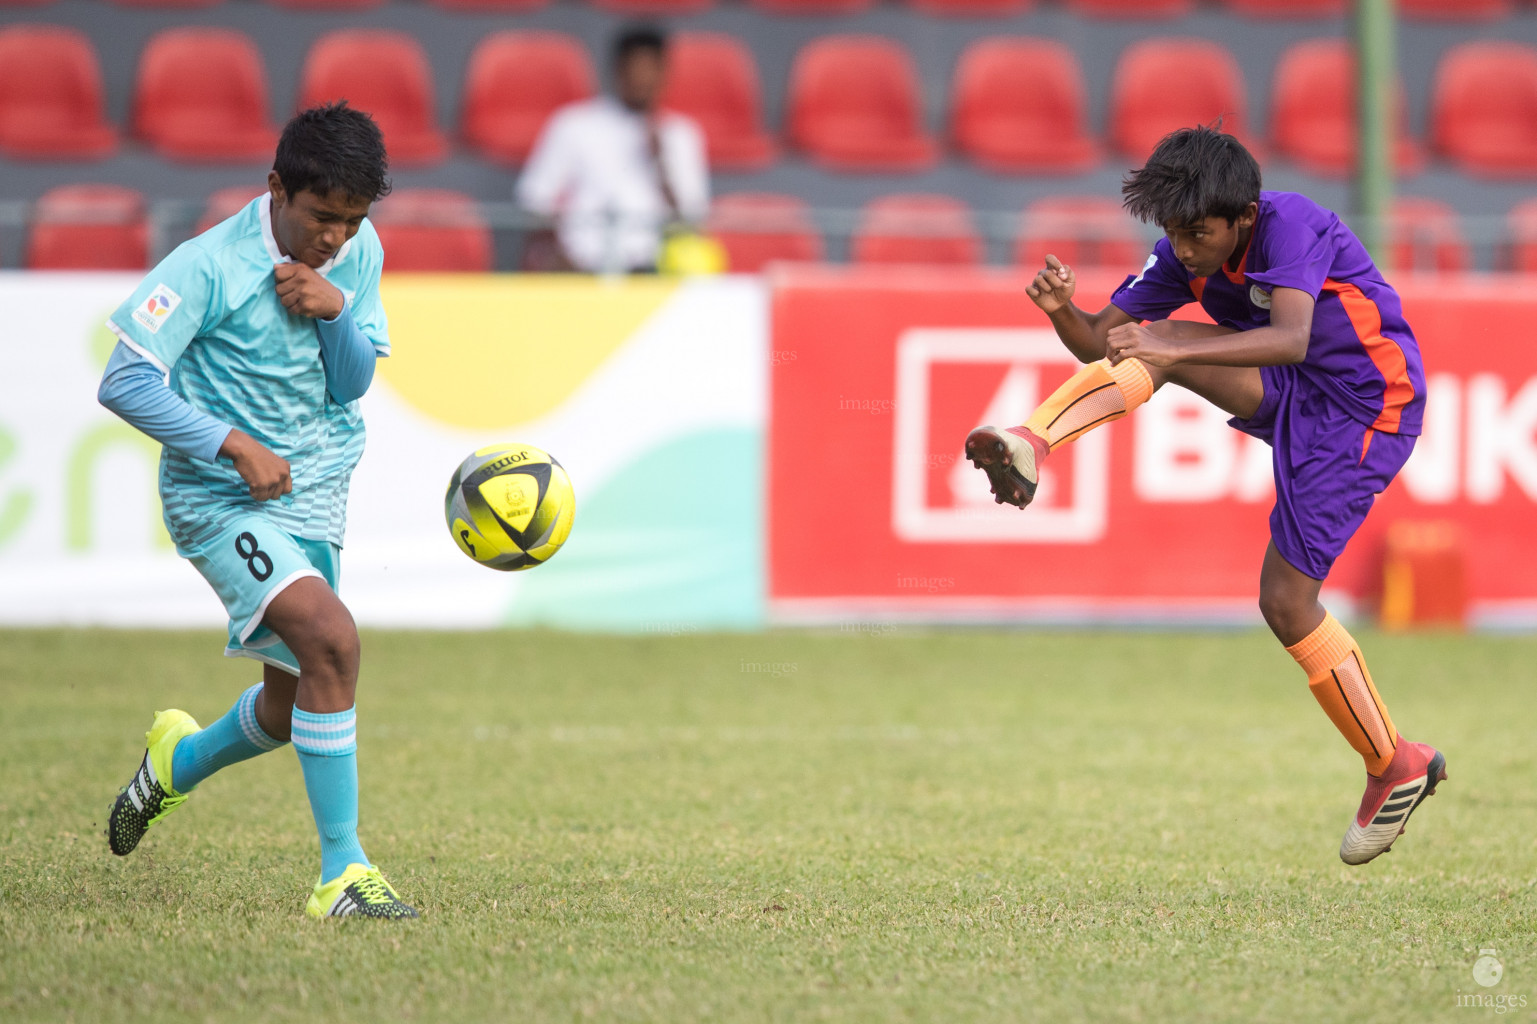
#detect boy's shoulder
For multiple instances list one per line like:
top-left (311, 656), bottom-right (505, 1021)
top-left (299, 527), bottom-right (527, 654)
top-left (1258, 190), bottom-right (1338, 229)
top-left (1253, 190), bottom-right (1359, 268)
top-left (186, 197), bottom-right (266, 264)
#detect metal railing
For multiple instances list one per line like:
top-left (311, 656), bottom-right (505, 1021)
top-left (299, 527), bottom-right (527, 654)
top-left (0, 199), bottom-right (1526, 274)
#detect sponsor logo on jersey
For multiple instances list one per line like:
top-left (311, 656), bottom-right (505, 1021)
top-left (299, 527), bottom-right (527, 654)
top-left (1249, 284), bottom-right (1272, 309)
top-left (132, 284), bottom-right (183, 334)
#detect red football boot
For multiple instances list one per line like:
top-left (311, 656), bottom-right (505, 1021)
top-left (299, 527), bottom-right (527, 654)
top-left (964, 425), bottom-right (1050, 508)
top-left (1339, 737), bottom-right (1447, 865)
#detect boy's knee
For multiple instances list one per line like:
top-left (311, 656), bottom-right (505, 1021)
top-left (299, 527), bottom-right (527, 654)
top-left (1258, 582), bottom-right (1315, 643)
top-left (279, 606), bottom-right (358, 683)
top-left (307, 615), bottom-right (359, 678)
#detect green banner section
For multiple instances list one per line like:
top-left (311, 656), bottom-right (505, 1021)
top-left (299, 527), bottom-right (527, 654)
top-left (502, 428), bottom-right (764, 632)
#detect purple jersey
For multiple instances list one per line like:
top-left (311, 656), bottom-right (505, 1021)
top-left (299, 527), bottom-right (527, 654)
top-left (1111, 190), bottom-right (1425, 435)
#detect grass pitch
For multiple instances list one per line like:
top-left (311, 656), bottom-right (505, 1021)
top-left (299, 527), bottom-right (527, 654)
top-left (2, 627), bottom-right (1534, 1023)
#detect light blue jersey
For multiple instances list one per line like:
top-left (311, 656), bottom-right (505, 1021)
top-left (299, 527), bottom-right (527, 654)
top-left (107, 195), bottom-right (389, 552)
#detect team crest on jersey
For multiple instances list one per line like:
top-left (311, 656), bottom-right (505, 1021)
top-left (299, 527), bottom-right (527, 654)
top-left (132, 283), bottom-right (182, 334)
top-left (1249, 284), bottom-right (1272, 309)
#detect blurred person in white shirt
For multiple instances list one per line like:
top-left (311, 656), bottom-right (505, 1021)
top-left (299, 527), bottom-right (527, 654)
top-left (517, 26), bottom-right (710, 273)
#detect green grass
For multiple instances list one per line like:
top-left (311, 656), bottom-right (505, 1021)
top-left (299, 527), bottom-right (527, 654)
top-left (2, 627), bottom-right (1535, 1023)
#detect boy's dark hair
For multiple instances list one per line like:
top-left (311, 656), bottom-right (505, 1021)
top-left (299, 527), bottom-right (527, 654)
top-left (273, 101), bottom-right (391, 202)
top-left (614, 25), bottom-right (667, 64)
top-left (1121, 125), bottom-right (1261, 227)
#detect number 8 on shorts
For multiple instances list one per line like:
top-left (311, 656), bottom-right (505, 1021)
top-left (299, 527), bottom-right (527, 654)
top-left (187, 516), bottom-right (342, 666)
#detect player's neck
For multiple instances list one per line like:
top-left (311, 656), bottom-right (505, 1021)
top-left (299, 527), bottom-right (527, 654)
top-left (1224, 224), bottom-right (1254, 273)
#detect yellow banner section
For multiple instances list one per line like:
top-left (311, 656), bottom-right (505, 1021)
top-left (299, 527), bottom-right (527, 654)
top-left (377, 275), bottom-right (680, 429)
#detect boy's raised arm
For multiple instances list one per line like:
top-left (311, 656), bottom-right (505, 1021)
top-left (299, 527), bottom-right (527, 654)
top-left (1026, 254), bottom-right (1137, 364)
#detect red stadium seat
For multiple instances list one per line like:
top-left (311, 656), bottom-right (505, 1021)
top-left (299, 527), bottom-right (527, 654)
top-left (133, 29), bottom-right (276, 163)
top-left (593, 0), bottom-right (711, 12)
top-left (299, 31), bottom-right (446, 166)
top-left (787, 37), bottom-right (937, 172)
top-left (1065, 0), bottom-right (1192, 16)
top-left (707, 193), bottom-right (823, 271)
top-left (906, 0), bottom-right (1030, 15)
top-left (369, 189), bottom-right (493, 272)
top-left (0, 27), bottom-right (116, 160)
top-left (751, 0), bottom-right (873, 13)
top-left (1388, 198), bottom-right (1469, 274)
top-left (1431, 42), bottom-right (1537, 176)
top-left (1015, 196), bottom-right (1147, 269)
top-left (1505, 198), bottom-right (1537, 271)
top-left (1399, 0), bottom-right (1511, 20)
top-left (27, 185), bottom-right (147, 269)
top-left (1110, 39), bottom-right (1251, 161)
top-left (268, 0), bottom-right (381, 11)
top-left (111, 0), bottom-right (222, 8)
top-left (660, 33), bottom-right (776, 172)
top-left (1220, 0), bottom-right (1343, 15)
top-left (462, 33), bottom-right (594, 167)
top-left (951, 38), bottom-right (1098, 174)
top-left (852, 195), bottom-right (982, 266)
top-left (110, 0), bottom-right (220, 8)
top-left (198, 186), bottom-right (265, 233)
top-left (1271, 39), bottom-right (1419, 176)
top-left (426, 0), bottom-right (547, 10)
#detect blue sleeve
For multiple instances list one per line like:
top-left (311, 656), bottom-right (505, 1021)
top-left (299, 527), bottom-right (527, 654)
top-left (349, 219), bottom-right (390, 356)
top-left (97, 342), bottom-right (232, 464)
top-left (106, 241), bottom-right (223, 373)
top-left (1109, 239), bottom-right (1197, 322)
top-left (315, 297), bottom-right (379, 405)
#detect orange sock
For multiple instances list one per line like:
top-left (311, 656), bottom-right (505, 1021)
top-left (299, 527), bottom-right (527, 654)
top-left (1022, 358), bottom-right (1154, 450)
top-left (1287, 613), bottom-right (1399, 776)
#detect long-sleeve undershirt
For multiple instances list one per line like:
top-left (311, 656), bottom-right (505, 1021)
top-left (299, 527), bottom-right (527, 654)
top-left (314, 297), bottom-right (378, 405)
top-left (98, 298), bottom-right (381, 463)
top-left (97, 342), bottom-right (232, 463)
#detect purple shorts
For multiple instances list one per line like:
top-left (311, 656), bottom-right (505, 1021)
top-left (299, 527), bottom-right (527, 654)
top-left (1228, 364), bottom-right (1416, 581)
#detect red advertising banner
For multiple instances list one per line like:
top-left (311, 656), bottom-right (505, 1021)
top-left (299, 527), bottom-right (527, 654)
top-left (767, 266), bottom-right (1537, 627)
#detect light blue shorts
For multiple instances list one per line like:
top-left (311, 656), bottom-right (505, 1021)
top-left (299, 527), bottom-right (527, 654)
top-left (185, 514), bottom-right (341, 676)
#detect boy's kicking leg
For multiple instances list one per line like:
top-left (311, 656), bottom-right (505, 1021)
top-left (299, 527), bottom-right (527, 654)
top-left (108, 677), bottom-right (290, 858)
top-left (261, 577), bottom-right (416, 919)
top-left (967, 343), bottom-right (1445, 863)
top-left (964, 342), bottom-right (1263, 507)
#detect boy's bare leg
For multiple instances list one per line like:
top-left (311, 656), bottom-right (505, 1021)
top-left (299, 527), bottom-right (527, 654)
top-left (256, 665), bottom-right (298, 742)
top-left (1155, 361), bottom-right (1264, 420)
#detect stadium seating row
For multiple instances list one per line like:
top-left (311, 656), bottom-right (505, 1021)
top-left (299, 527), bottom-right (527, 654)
top-left (6, 25), bottom-right (1537, 176)
top-left (14, 184), bottom-right (1509, 274)
top-left (0, 0), bottom-right (1520, 17)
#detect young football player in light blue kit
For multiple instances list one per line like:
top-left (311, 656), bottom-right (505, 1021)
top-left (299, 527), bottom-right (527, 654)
top-left (99, 103), bottom-right (416, 918)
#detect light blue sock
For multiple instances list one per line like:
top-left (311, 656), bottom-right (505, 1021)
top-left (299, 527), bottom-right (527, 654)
top-left (292, 706), bottom-right (368, 884)
top-left (170, 683), bottom-right (287, 792)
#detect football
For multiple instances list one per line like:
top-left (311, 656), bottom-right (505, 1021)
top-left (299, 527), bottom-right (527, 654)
top-left (444, 443), bottom-right (575, 571)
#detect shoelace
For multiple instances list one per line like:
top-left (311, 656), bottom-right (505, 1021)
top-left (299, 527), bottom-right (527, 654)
top-left (147, 784), bottom-right (188, 822)
top-left (352, 874), bottom-right (396, 906)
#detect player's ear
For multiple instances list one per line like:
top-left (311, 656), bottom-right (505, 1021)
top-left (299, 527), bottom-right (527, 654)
top-left (267, 170), bottom-right (287, 210)
top-left (1236, 202), bottom-right (1259, 230)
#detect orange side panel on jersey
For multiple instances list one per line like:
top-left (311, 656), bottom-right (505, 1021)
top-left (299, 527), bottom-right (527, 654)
top-left (1323, 278), bottom-right (1413, 434)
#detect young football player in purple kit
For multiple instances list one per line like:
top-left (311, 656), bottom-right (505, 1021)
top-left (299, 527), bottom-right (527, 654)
top-left (966, 125), bottom-right (1445, 865)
